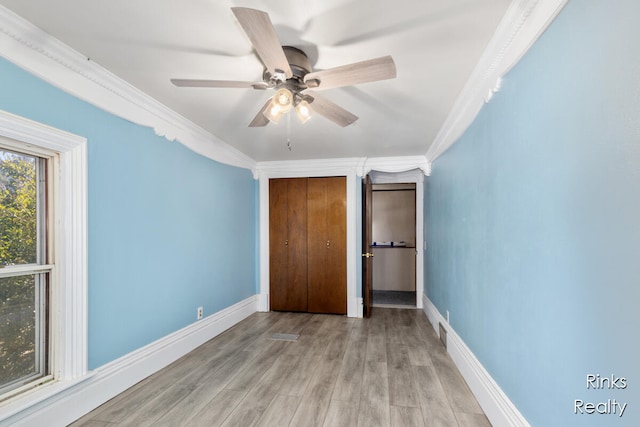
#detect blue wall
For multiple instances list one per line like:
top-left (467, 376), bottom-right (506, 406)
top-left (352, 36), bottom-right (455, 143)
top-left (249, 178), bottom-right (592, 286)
top-left (425, 1), bottom-right (639, 426)
top-left (0, 58), bottom-right (258, 369)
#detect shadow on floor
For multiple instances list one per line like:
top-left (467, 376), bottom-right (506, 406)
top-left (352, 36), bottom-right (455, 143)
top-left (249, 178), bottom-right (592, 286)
top-left (372, 290), bottom-right (416, 307)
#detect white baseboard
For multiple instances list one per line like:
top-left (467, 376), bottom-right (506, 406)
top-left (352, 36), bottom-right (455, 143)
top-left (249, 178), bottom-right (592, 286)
top-left (422, 295), bottom-right (530, 427)
top-left (4, 295), bottom-right (258, 427)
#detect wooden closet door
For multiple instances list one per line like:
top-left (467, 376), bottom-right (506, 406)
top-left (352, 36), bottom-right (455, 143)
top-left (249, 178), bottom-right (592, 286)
top-left (307, 177), bottom-right (347, 314)
top-left (269, 178), bottom-right (308, 312)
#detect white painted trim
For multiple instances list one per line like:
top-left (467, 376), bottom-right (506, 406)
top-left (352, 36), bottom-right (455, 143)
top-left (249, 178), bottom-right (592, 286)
top-left (256, 291), bottom-right (270, 313)
top-left (426, 0), bottom-right (568, 162)
top-left (345, 173), bottom-right (357, 317)
top-left (360, 156), bottom-right (430, 177)
top-left (256, 156), bottom-right (430, 179)
top-left (356, 298), bottom-right (364, 318)
top-left (0, 110), bottom-right (88, 421)
top-left (3, 296), bottom-right (258, 427)
top-left (258, 175), bottom-right (271, 313)
top-left (415, 177), bottom-right (424, 310)
top-left (55, 127), bottom-right (89, 381)
top-left (422, 295), bottom-right (530, 427)
top-left (257, 157), bottom-right (362, 178)
top-left (368, 169), bottom-right (426, 184)
top-left (0, 6), bottom-right (256, 173)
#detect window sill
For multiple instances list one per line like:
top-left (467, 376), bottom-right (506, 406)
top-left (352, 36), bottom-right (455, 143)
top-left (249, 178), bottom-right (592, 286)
top-left (0, 372), bottom-right (96, 423)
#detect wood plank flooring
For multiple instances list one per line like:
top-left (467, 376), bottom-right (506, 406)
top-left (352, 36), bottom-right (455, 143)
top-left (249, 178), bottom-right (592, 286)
top-left (70, 309), bottom-right (490, 427)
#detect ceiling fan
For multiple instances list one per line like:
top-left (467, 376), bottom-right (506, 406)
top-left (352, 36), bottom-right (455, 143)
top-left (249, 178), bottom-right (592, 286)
top-left (171, 7), bottom-right (397, 127)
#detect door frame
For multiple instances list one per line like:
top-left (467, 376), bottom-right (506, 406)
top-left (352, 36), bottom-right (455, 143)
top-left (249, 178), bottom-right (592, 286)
top-left (257, 162), bottom-right (359, 317)
top-left (366, 169), bottom-right (424, 311)
top-left (362, 175), bottom-right (373, 317)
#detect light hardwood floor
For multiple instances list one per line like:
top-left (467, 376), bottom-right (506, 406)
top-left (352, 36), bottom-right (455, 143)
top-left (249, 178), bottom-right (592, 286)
top-left (71, 309), bottom-right (490, 427)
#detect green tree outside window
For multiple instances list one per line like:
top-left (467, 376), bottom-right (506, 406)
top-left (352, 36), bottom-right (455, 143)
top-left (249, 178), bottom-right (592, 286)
top-left (0, 150), bottom-right (40, 389)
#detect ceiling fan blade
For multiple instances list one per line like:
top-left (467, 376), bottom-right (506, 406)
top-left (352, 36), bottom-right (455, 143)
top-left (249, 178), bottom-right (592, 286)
top-left (304, 56), bottom-right (396, 91)
top-left (231, 7), bottom-right (293, 79)
top-left (171, 79), bottom-right (268, 90)
top-left (249, 99), bottom-right (273, 127)
top-left (306, 91), bottom-right (358, 127)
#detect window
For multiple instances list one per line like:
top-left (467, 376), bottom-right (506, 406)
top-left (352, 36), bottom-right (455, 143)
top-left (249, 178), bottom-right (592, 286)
top-left (0, 147), bottom-right (52, 399)
top-left (0, 110), bottom-right (87, 417)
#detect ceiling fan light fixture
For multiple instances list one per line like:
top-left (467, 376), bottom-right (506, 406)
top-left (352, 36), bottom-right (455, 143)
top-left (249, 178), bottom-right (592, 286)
top-left (295, 100), bottom-right (312, 124)
top-left (273, 87), bottom-right (293, 113)
top-left (264, 102), bottom-right (284, 124)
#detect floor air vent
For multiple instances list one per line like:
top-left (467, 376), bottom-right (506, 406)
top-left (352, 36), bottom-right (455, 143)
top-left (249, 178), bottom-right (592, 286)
top-left (270, 333), bottom-right (299, 341)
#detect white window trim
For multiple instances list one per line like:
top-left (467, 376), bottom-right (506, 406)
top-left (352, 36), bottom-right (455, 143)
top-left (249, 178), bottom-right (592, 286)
top-left (0, 109), bottom-right (88, 419)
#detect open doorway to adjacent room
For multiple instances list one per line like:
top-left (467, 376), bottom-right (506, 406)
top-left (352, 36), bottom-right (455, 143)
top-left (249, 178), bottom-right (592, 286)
top-left (362, 169), bottom-right (424, 316)
top-left (371, 182), bottom-right (417, 308)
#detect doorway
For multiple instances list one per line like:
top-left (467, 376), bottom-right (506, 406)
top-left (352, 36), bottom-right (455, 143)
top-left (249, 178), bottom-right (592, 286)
top-left (371, 183), bottom-right (416, 308)
top-left (362, 169), bottom-right (424, 317)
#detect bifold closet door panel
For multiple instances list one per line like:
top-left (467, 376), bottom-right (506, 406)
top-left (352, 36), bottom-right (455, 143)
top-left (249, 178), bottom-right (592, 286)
top-left (269, 178), bottom-right (308, 312)
top-left (307, 177), bottom-right (347, 314)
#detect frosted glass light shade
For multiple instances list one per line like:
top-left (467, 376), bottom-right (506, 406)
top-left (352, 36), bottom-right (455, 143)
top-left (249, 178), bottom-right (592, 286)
top-left (295, 100), bottom-right (312, 124)
top-left (273, 88), bottom-right (293, 113)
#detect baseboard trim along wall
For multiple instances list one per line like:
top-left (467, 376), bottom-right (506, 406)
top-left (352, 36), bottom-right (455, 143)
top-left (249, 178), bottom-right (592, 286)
top-left (3, 295), bottom-right (258, 427)
top-left (422, 295), bottom-right (531, 427)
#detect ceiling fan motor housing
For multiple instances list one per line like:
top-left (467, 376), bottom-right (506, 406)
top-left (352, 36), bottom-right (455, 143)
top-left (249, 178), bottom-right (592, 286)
top-left (264, 46), bottom-right (312, 90)
top-left (283, 46), bottom-right (311, 79)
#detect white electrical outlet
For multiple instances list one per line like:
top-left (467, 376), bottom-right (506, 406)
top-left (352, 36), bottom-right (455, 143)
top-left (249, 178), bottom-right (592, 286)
top-left (446, 310), bottom-right (450, 323)
top-left (197, 306), bottom-right (203, 320)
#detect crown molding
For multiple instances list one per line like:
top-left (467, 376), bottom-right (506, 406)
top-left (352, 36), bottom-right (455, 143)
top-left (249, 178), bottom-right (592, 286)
top-left (256, 157), bottom-right (361, 179)
top-left (255, 155), bottom-right (430, 179)
top-left (425, 0), bottom-right (568, 163)
top-left (369, 169), bottom-right (425, 184)
top-left (360, 156), bottom-right (430, 177)
top-left (0, 6), bottom-right (257, 173)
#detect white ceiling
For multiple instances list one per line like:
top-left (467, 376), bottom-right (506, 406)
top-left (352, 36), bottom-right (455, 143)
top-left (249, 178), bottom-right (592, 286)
top-left (0, 0), bottom-right (511, 162)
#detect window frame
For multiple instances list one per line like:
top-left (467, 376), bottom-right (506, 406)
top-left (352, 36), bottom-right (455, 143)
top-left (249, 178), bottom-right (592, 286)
top-left (0, 110), bottom-right (87, 413)
top-left (0, 147), bottom-right (52, 398)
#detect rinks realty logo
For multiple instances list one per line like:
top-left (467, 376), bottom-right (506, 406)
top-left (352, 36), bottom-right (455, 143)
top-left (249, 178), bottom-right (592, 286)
top-left (574, 374), bottom-right (628, 417)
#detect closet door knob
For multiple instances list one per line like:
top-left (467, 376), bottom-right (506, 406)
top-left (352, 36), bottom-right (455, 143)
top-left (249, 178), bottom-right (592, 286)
top-left (326, 240), bottom-right (330, 248)
top-left (285, 239), bottom-right (288, 247)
